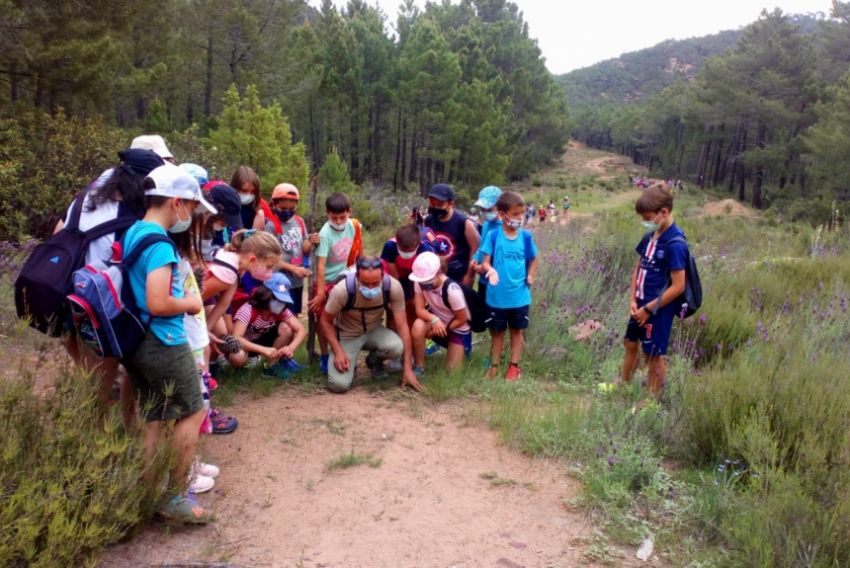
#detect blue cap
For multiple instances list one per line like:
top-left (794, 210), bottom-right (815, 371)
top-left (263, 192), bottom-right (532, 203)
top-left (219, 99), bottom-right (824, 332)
top-left (427, 183), bottom-right (455, 202)
top-left (180, 163), bottom-right (208, 187)
top-left (264, 273), bottom-right (294, 305)
top-left (474, 185), bottom-right (502, 209)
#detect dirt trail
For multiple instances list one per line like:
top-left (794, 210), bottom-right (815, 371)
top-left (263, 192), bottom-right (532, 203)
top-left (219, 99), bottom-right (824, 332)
top-left (98, 146), bottom-right (659, 568)
top-left (99, 389), bottom-right (640, 568)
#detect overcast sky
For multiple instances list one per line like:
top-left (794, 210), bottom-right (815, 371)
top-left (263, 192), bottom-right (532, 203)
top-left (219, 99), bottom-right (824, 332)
top-left (312, 0), bottom-right (833, 74)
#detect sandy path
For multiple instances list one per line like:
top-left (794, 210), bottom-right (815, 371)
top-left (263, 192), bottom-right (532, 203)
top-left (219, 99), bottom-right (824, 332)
top-left (99, 388), bottom-right (633, 568)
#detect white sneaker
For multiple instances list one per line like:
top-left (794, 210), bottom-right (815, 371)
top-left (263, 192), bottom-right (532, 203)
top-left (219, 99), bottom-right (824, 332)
top-left (193, 461), bottom-right (220, 479)
top-left (189, 474), bottom-right (215, 494)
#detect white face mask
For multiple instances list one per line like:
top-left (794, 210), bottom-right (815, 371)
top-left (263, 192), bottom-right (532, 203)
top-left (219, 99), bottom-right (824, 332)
top-left (398, 248), bottom-right (417, 260)
top-left (240, 193), bottom-right (255, 206)
top-left (484, 212), bottom-right (498, 222)
top-left (168, 202), bottom-right (192, 234)
top-left (269, 299), bottom-right (287, 314)
top-left (330, 221), bottom-right (347, 231)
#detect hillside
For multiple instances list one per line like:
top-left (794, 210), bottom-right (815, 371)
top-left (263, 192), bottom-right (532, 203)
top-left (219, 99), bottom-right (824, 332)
top-left (557, 13), bottom-right (823, 105)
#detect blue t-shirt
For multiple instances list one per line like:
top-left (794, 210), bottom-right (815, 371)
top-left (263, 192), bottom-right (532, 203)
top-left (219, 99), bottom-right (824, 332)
top-left (480, 228), bottom-right (537, 309)
top-left (123, 221), bottom-right (186, 346)
top-left (634, 223), bottom-right (688, 307)
top-left (473, 219), bottom-right (502, 264)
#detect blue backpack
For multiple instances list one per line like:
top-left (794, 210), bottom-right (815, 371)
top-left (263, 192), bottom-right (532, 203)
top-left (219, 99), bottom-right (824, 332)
top-left (67, 233), bottom-right (175, 360)
top-left (649, 234), bottom-right (703, 319)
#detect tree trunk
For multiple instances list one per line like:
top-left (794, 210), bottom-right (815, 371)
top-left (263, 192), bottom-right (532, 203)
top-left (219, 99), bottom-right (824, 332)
top-left (408, 129), bottom-right (418, 185)
top-left (393, 109), bottom-right (402, 191)
top-left (400, 118), bottom-right (408, 190)
top-left (204, 36), bottom-right (214, 117)
top-left (737, 118), bottom-right (749, 202)
top-left (350, 109), bottom-right (360, 182)
top-left (751, 123), bottom-right (767, 209)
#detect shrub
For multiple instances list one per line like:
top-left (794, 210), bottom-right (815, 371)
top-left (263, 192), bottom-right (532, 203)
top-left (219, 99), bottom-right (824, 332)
top-left (0, 111), bottom-right (127, 241)
top-left (0, 370), bottom-right (169, 566)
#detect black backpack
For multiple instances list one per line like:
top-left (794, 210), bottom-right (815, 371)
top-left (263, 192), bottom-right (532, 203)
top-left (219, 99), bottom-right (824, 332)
top-left (441, 278), bottom-right (488, 334)
top-left (653, 235), bottom-right (702, 319)
top-left (14, 192), bottom-right (137, 337)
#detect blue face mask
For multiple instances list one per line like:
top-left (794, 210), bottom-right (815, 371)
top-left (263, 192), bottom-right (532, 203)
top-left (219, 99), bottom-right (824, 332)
top-left (275, 209), bottom-right (295, 223)
top-left (359, 285), bottom-right (382, 300)
top-left (484, 211), bottom-right (498, 222)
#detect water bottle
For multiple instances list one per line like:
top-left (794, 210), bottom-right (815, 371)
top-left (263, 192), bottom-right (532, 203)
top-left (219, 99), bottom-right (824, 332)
top-left (302, 256), bottom-right (311, 269)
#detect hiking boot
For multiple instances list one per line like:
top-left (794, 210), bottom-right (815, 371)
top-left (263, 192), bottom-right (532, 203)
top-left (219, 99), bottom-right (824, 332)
top-left (188, 474), bottom-right (215, 494)
top-left (320, 354), bottom-right (329, 375)
top-left (505, 363), bottom-right (522, 382)
top-left (157, 494), bottom-right (212, 525)
top-left (264, 361), bottom-right (293, 381)
top-left (486, 366), bottom-right (499, 380)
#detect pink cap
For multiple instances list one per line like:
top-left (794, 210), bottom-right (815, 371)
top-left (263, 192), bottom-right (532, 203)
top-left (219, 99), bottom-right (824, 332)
top-left (408, 252), bottom-right (440, 282)
top-left (208, 250), bottom-right (239, 285)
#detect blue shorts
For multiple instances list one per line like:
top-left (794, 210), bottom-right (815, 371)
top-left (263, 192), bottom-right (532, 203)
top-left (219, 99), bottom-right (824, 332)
top-left (486, 305), bottom-right (530, 332)
top-left (624, 305), bottom-right (676, 356)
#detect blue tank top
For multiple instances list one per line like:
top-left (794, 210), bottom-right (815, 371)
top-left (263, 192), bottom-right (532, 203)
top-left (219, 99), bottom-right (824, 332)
top-left (426, 210), bottom-right (472, 281)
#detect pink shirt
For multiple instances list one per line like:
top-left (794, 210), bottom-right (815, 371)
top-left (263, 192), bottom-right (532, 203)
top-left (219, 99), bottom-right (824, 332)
top-left (414, 280), bottom-right (471, 335)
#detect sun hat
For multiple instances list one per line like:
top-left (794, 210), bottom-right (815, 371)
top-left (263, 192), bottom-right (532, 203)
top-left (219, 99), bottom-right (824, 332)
top-left (131, 134), bottom-right (173, 160)
top-left (474, 185), bottom-right (502, 209)
top-left (209, 250), bottom-right (239, 285)
top-left (145, 164), bottom-right (216, 214)
top-left (264, 272), bottom-right (294, 304)
top-left (271, 183), bottom-right (300, 201)
top-left (180, 163), bottom-right (208, 187)
top-left (205, 183), bottom-right (244, 230)
top-left (408, 252), bottom-right (441, 283)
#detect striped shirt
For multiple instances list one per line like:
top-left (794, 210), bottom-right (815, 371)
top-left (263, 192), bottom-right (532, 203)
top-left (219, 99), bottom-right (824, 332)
top-left (234, 304), bottom-right (293, 341)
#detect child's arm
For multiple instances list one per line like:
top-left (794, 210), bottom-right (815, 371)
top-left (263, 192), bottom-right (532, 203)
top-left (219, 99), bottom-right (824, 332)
top-left (206, 282), bottom-right (237, 331)
top-left (629, 259), bottom-right (640, 317)
top-left (279, 258), bottom-right (310, 279)
top-left (526, 257), bottom-right (539, 285)
top-left (277, 316), bottom-right (307, 359)
top-left (146, 266), bottom-right (202, 316)
top-left (231, 319), bottom-right (277, 359)
top-left (308, 256), bottom-right (328, 311)
top-left (413, 289), bottom-right (435, 323)
top-left (646, 270), bottom-right (686, 313)
top-left (481, 253), bottom-right (499, 286)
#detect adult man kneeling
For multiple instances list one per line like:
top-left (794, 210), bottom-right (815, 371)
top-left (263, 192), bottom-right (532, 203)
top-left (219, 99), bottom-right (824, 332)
top-left (319, 256), bottom-right (423, 393)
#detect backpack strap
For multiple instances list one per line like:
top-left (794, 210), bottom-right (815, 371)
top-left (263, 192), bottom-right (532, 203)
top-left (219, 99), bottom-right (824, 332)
top-left (382, 274), bottom-right (391, 307)
top-left (346, 219), bottom-right (363, 267)
top-left (651, 235), bottom-right (689, 316)
top-left (343, 273), bottom-right (357, 311)
top-left (441, 277), bottom-right (463, 312)
top-left (65, 191), bottom-right (88, 232)
top-left (122, 233), bottom-right (175, 268)
top-left (295, 215), bottom-right (307, 237)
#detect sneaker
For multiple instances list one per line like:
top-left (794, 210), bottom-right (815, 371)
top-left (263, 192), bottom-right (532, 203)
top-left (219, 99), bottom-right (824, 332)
top-left (320, 354), bottom-right (329, 375)
top-left (264, 361), bottom-right (293, 380)
top-left (246, 356), bottom-right (264, 369)
top-left (413, 365), bottom-right (425, 379)
top-left (365, 351), bottom-right (381, 370)
top-left (193, 461), bottom-right (220, 478)
top-left (157, 494), bottom-right (212, 524)
top-left (189, 474), bottom-right (215, 494)
top-left (425, 339), bottom-right (440, 356)
top-left (210, 410), bottom-right (239, 435)
top-left (505, 363), bottom-right (522, 382)
top-left (486, 366), bottom-right (499, 380)
top-left (283, 358), bottom-right (305, 372)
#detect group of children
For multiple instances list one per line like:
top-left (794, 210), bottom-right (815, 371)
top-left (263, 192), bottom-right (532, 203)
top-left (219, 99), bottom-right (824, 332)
top-left (45, 132), bottom-right (690, 526)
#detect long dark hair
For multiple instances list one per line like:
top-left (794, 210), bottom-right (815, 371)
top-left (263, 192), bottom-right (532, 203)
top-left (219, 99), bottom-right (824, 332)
top-left (87, 166), bottom-right (146, 217)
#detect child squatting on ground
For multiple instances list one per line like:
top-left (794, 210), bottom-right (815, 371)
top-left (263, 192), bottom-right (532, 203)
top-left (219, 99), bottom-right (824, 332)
top-left (621, 186), bottom-right (688, 397)
top-left (480, 191), bottom-right (539, 381)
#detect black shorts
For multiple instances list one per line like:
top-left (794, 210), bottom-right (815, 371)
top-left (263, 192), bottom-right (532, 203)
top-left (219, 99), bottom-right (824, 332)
top-left (289, 286), bottom-right (304, 315)
top-left (486, 305), bottom-right (530, 332)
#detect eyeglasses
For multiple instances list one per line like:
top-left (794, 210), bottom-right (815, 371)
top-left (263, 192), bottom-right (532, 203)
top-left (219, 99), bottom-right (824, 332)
top-left (356, 258), bottom-right (383, 270)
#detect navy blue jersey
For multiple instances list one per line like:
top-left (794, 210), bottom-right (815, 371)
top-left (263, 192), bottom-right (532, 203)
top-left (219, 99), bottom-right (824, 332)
top-left (634, 223), bottom-right (688, 306)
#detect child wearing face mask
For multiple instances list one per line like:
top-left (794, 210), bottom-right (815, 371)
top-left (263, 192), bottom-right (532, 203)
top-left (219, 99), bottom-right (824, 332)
top-left (480, 191), bottom-right (539, 382)
top-left (228, 274), bottom-right (306, 374)
top-left (468, 185), bottom-right (503, 296)
top-left (309, 192), bottom-right (364, 375)
top-left (120, 163), bottom-right (217, 523)
top-left (409, 252), bottom-right (471, 375)
top-left (269, 183), bottom-right (318, 315)
top-left (230, 166), bottom-right (267, 231)
top-left (223, 229), bottom-right (284, 314)
top-left (381, 223), bottom-right (436, 325)
top-left (622, 187), bottom-right (688, 398)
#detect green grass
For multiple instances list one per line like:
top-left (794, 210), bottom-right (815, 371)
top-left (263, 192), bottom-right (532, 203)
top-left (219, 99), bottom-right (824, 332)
top-left (325, 451), bottom-right (383, 471)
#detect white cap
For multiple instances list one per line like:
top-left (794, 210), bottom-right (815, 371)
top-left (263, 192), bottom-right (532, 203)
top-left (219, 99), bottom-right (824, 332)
top-left (131, 134), bottom-right (173, 160)
top-left (145, 164), bottom-right (216, 214)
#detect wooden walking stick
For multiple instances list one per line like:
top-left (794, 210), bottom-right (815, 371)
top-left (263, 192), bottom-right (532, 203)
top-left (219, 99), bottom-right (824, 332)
top-left (306, 174), bottom-right (320, 364)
